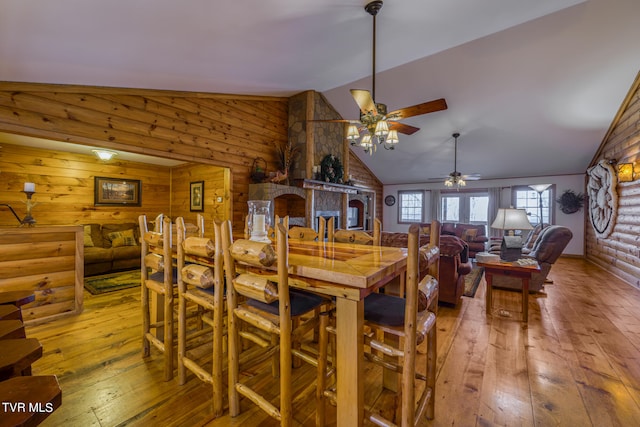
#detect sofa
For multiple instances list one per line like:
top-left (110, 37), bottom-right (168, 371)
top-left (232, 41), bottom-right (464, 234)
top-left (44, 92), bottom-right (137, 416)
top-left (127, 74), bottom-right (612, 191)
top-left (441, 222), bottom-right (488, 258)
top-left (83, 222), bottom-right (142, 276)
top-left (379, 230), bottom-right (471, 305)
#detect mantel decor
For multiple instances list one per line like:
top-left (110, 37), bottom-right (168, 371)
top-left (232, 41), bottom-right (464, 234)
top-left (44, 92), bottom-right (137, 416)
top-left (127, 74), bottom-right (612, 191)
top-left (94, 177), bottom-right (141, 206)
top-left (556, 189), bottom-right (585, 214)
top-left (320, 154), bottom-right (344, 184)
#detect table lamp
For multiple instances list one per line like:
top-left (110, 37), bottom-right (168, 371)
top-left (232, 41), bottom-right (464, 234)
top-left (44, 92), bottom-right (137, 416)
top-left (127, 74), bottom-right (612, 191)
top-left (491, 208), bottom-right (533, 261)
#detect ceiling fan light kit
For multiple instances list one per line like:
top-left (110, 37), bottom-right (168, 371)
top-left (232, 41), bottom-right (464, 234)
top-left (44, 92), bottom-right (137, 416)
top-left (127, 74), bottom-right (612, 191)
top-left (444, 132), bottom-right (466, 188)
top-left (337, 1), bottom-right (448, 156)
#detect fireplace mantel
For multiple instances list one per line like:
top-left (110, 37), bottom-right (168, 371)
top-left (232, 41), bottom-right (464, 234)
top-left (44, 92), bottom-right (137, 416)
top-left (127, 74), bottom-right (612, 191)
top-left (295, 179), bottom-right (358, 195)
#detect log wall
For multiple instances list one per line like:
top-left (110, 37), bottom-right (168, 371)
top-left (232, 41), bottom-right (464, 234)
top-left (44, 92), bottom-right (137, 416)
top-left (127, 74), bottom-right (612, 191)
top-left (0, 142), bottom-right (171, 226)
top-left (586, 72), bottom-right (640, 290)
top-left (0, 82), bottom-right (289, 235)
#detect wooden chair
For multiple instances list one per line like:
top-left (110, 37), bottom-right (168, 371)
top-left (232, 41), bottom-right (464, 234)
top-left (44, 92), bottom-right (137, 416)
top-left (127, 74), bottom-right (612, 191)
top-left (268, 215), bottom-right (289, 241)
top-left (321, 216), bottom-right (334, 243)
top-left (139, 214), bottom-right (175, 381)
top-left (221, 221), bottom-right (330, 427)
top-left (176, 216), bottom-right (226, 418)
top-left (320, 221), bottom-right (440, 426)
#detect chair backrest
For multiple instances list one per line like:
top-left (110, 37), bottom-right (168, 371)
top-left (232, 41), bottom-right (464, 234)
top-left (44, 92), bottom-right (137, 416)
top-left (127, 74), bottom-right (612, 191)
top-left (176, 216), bottom-right (220, 288)
top-left (530, 225), bottom-right (573, 265)
top-left (288, 226), bottom-right (318, 241)
top-left (268, 215), bottom-right (289, 241)
top-left (139, 215), bottom-right (173, 282)
top-left (333, 229), bottom-right (374, 245)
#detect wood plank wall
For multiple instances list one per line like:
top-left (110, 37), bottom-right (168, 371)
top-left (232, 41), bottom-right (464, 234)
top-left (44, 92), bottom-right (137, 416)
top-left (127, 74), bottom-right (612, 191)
top-left (0, 142), bottom-right (170, 226)
top-left (0, 82), bottom-right (289, 235)
top-left (0, 82), bottom-right (383, 234)
top-left (170, 163), bottom-right (231, 227)
top-left (586, 72), bottom-right (640, 289)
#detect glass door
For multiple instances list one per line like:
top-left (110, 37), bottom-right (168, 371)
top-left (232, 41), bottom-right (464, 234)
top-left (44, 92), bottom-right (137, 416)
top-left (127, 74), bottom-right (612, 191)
top-left (441, 192), bottom-right (489, 231)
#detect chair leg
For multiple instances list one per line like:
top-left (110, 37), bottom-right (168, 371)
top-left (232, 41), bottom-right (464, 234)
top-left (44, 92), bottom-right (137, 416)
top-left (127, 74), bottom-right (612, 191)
top-left (316, 312), bottom-right (329, 427)
top-left (426, 320), bottom-right (437, 420)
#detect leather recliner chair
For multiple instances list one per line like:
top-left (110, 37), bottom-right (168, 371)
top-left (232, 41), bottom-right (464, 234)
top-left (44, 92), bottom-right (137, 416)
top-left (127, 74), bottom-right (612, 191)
top-left (491, 225), bottom-right (573, 292)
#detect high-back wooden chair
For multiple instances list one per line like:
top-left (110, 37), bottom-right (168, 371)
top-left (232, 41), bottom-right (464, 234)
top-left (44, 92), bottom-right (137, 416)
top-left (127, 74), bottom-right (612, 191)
top-left (366, 221), bottom-right (439, 425)
top-left (221, 221), bottom-right (329, 427)
top-left (268, 215), bottom-right (289, 241)
top-left (139, 214), bottom-right (175, 381)
top-left (176, 217), bottom-right (226, 417)
top-left (320, 221), bottom-right (440, 426)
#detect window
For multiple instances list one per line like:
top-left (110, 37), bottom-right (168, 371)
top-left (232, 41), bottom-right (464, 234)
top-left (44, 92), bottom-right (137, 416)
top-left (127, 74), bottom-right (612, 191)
top-left (440, 192), bottom-right (489, 232)
top-left (398, 191), bottom-right (424, 223)
top-left (512, 185), bottom-right (554, 226)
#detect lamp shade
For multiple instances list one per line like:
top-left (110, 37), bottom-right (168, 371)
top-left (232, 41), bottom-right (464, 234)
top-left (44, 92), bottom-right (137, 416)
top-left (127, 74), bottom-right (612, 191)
top-left (491, 208), bottom-right (533, 231)
top-left (618, 163), bottom-right (634, 182)
top-left (529, 184), bottom-right (552, 193)
top-left (346, 124), bottom-right (360, 141)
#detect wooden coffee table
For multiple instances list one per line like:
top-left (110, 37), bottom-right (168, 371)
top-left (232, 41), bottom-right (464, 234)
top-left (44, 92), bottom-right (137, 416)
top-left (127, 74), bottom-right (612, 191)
top-left (477, 260), bottom-right (540, 322)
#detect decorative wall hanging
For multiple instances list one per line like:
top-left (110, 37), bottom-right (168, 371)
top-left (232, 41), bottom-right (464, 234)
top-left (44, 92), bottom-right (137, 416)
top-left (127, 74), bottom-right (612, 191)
top-left (320, 154), bottom-right (344, 183)
top-left (250, 157), bottom-right (267, 183)
top-left (586, 160), bottom-right (617, 238)
top-left (94, 177), bottom-right (141, 206)
top-left (556, 189), bottom-right (585, 214)
top-left (190, 181), bottom-right (204, 212)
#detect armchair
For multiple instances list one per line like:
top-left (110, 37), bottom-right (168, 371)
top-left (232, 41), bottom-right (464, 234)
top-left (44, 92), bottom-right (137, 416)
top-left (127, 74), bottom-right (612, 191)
top-left (491, 225), bottom-right (573, 292)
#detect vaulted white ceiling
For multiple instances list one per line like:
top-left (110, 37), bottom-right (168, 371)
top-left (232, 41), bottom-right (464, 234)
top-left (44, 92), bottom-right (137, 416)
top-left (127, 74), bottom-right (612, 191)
top-left (1, 0), bottom-right (638, 184)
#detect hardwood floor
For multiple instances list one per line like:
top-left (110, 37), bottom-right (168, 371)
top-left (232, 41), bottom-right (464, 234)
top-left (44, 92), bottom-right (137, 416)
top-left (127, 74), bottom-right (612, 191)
top-left (26, 258), bottom-right (640, 426)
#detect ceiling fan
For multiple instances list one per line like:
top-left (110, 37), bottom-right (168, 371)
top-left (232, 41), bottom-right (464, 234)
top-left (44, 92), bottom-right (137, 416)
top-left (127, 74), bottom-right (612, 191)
top-left (316, 0), bottom-right (448, 154)
top-left (444, 132), bottom-right (480, 188)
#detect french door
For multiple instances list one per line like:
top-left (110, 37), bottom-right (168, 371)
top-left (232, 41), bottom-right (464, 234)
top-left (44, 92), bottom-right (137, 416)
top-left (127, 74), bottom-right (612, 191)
top-left (440, 192), bottom-right (489, 230)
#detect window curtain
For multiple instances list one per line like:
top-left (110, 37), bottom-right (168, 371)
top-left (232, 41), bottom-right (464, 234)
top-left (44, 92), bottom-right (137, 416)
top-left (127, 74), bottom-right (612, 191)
top-left (430, 189), bottom-right (440, 223)
top-left (488, 187), bottom-right (502, 238)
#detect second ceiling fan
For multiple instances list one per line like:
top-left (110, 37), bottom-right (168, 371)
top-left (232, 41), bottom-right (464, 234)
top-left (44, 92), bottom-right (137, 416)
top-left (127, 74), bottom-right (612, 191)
top-left (321, 0), bottom-right (448, 154)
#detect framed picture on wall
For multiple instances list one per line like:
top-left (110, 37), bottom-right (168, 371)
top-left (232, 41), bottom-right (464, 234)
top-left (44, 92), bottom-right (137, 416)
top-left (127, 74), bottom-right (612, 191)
top-left (94, 177), bottom-right (141, 206)
top-left (190, 181), bottom-right (204, 212)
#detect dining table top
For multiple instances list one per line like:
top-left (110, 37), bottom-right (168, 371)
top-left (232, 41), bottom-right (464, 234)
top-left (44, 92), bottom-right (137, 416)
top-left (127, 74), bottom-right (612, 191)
top-left (239, 240), bottom-right (408, 301)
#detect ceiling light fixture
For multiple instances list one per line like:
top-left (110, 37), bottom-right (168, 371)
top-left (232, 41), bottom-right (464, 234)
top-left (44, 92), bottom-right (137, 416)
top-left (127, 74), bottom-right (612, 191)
top-left (92, 149), bottom-right (118, 161)
top-left (444, 132), bottom-right (466, 189)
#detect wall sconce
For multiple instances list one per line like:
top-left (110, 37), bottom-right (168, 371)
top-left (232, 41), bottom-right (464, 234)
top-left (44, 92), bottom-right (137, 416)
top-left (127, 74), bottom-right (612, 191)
top-left (617, 162), bottom-right (634, 182)
top-left (92, 149), bottom-right (118, 161)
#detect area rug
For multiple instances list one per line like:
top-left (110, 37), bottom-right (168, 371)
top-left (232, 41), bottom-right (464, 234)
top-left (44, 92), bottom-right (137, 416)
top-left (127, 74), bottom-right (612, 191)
top-left (84, 269), bottom-right (141, 295)
top-left (463, 264), bottom-right (484, 298)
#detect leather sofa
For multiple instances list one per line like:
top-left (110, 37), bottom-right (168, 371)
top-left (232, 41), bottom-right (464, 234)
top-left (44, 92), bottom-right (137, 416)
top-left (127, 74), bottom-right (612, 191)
top-left (441, 222), bottom-right (488, 258)
top-left (379, 231), bottom-right (471, 305)
top-left (490, 225), bottom-right (573, 292)
top-left (83, 222), bottom-right (141, 276)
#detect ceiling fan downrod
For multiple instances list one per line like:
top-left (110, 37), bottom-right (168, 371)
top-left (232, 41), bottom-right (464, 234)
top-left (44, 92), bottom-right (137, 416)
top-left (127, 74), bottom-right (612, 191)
top-left (365, 1), bottom-right (383, 102)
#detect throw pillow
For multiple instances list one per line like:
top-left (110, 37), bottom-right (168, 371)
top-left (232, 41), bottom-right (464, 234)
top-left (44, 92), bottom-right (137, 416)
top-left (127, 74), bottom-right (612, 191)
top-left (461, 228), bottom-right (478, 242)
top-left (108, 229), bottom-right (138, 248)
top-left (83, 225), bottom-right (94, 247)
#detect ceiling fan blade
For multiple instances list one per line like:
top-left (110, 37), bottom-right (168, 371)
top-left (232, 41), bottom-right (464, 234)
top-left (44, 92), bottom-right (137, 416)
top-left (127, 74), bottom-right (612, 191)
top-left (389, 121), bottom-right (420, 135)
top-left (309, 119), bottom-right (354, 123)
top-left (463, 174), bottom-right (482, 180)
top-left (350, 89), bottom-right (377, 114)
top-left (387, 98), bottom-right (448, 120)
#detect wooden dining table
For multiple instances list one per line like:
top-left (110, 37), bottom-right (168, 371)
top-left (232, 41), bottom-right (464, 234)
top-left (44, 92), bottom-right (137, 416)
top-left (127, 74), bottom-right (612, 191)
top-left (284, 240), bottom-right (408, 427)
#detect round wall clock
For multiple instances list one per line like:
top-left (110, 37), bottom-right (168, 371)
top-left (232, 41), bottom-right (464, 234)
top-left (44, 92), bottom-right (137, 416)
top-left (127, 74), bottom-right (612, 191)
top-left (384, 195), bottom-right (396, 206)
top-left (586, 160), bottom-right (618, 238)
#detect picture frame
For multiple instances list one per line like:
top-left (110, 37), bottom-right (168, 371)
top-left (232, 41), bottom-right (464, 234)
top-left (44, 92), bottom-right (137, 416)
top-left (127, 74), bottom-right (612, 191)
top-left (190, 181), bottom-right (204, 212)
top-left (94, 177), bottom-right (141, 206)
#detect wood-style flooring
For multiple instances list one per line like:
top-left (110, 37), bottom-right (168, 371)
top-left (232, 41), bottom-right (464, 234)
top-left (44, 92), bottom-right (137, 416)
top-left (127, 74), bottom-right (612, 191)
top-left (25, 257), bottom-right (640, 426)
